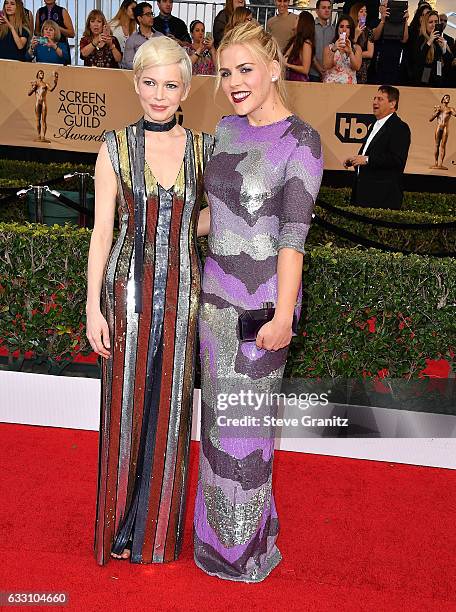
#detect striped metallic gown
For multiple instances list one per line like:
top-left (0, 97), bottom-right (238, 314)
top-left (94, 119), bottom-right (213, 565)
top-left (194, 115), bottom-right (323, 582)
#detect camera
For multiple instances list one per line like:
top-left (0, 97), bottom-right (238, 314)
top-left (38, 36), bottom-right (48, 44)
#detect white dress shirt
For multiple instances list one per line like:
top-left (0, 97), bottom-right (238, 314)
top-left (362, 113), bottom-right (394, 155)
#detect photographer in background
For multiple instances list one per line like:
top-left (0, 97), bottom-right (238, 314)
top-left (343, 0), bottom-right (379, 29)
top-left (323, 14), bottom-right (362, 83)
top-left (28, 18), bottom-right (69, 64)
top-left (409, 11), bottom-right (453, 87)
top-left (185, 20), bottom-right (216, 75)
top-left (344, 85), bottom-right (410, 210)
top-left (0, 0), bottom-right (30, 61)
top-left (371, 0), bottom-right (409, 84)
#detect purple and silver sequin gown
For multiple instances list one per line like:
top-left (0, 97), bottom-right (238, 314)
top-left (194, 115), bottom-right (323, 582)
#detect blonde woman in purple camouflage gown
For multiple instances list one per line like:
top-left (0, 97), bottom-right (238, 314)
top-left (194, 22), bottom-right (323, 582)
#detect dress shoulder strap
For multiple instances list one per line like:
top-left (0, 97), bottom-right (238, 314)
top-left (104, 130), bottom-right (121, 176)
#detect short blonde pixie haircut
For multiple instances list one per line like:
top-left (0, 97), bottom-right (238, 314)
top-left (217, 21), bottom-right (287, 106)
top-left (133, 36), bottom-right (193, 89)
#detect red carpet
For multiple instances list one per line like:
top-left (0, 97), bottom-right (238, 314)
top-left (1, 423), bottom-right (456, 612)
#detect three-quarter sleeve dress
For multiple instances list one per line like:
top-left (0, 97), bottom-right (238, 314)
top-left (194, 114), bottom-right (323, 582)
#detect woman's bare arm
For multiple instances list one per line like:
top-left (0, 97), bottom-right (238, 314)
top-left (197, 205), bottom-right (210, 237)
top-left (256, 248), bottom-right (303, 351)
top-left (86, 142), bottom-right (117, 357)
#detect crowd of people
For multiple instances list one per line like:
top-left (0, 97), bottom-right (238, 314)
top-left (0, 0), bottom-right (455, 86)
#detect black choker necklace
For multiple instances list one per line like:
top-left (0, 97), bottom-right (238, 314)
top-left (143, 116), bottom-right (176, 132)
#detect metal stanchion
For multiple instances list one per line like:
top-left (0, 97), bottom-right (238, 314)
top-left (34, 186), bottom-right (45, 224)
top-left (17, 185), bottom-right (46, 223)
top-left (64, 172), bottom-right (94, 227)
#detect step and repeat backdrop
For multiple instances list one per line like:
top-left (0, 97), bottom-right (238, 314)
top-left (0, 59), bottom-right (455, 177)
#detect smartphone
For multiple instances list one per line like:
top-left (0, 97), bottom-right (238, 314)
top-left (205, 31), bottom-right (212, 39)
top-left (0, 10), bottom-right (4, 17)
top-left (339, 31), bottom-right (347, 43)
top-left (435, 23), bottom-right (444, 36)
top-left (359, 15), bottom-right (366, 27)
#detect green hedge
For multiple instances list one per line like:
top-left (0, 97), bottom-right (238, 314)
top-left (319, 186), bottom-right (456, 216)
top-left (307, 206), bottom-right (456, 255)
top-left (0, 222), bottom-right (454, 377)
top-left (287, 247), bottom-right (455, 378)
top-left (0, 223), bottom-right (91, 372)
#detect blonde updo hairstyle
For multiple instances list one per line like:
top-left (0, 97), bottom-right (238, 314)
top-left (217, 21), bottom-right (286, 105)
top-left (133, 36), bottom-right (193, 91)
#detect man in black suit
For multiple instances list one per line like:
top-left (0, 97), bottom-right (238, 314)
top-left (153, 0), bottom-right (191, 43)
top-left (439, 14), bottom-right (455, 49)
top-left (344, 85), bottom-right (411, 210)
top-left (439, 14), bottom-right (455, 86)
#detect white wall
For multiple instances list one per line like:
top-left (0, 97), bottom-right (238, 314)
top-left (1, 370), bottom-right (455, 470)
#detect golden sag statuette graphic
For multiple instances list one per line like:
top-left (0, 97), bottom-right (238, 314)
top-left (28, 70), bottom-right (59, 143)
top-left (429, 94), bottom-right (456, 170)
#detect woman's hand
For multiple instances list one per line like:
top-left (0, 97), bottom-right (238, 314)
top-left (343, 38), bottom-right (352, 54)
top-left (354, 24), bottom-right (365, 40)
top-left (256, 317), bottom-right (292, 352)
top-left (203, 36), bottom-right (213, 49)
top-left (428, 30), bottom-right (439, 46)
top-left (436, 35), bottom-right (447, 50)
top-left (379, 5), bottom-right (389, 22)
top-left (101, 33), bottom-right (113, 47)
top-left (334, 38), bottom-right (346, 52)
top-left (2, 13), bottom-right (13, 29)
top-left (86, 308), bottom-right (111, 359)
top-left (30, 36), bottom-right (39, 49)
top-left (46, 38), bottom-right (57, 49)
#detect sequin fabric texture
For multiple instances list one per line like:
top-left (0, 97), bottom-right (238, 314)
top-left (94, 122), bottom-right (214, 565)
top-left (194, 114), bottom-right (323, 582)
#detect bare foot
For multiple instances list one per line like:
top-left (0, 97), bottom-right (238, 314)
top-left (111, 548), bottom-right (131, 560)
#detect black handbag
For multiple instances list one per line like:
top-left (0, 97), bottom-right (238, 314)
top-left (238, 302), bottom-right (299, 343)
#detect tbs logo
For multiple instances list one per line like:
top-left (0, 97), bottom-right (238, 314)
top-left (335, 113), bottom-right (375, 143)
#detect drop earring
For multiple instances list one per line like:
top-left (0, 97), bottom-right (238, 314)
top-left (271, 76), bottom-right (278, 82)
